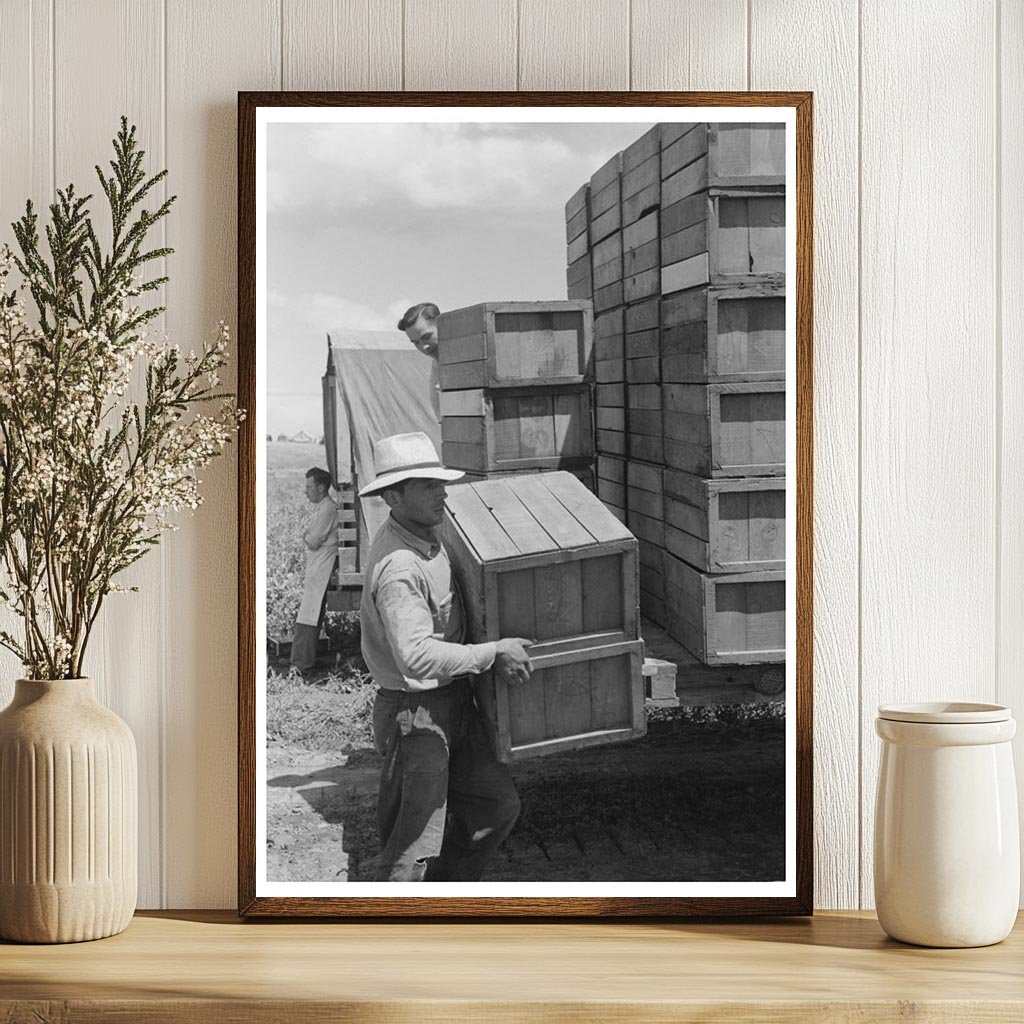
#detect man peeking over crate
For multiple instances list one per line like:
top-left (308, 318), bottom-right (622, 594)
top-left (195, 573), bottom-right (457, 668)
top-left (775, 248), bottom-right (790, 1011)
top-left (397, 301), bottom-right (441, 422)
top-left (359, 432), bottom-right (534, 882)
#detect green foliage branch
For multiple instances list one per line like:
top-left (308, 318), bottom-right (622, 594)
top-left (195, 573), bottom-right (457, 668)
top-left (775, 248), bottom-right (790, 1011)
top-left (0, 117), bottom-right (244, 679)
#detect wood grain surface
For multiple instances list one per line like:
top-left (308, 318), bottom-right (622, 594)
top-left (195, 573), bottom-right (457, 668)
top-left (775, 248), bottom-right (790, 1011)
top-left (1, 910), bottom-right (1023, 1022)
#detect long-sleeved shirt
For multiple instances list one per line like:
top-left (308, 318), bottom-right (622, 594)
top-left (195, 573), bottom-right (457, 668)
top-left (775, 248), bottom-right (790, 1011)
top-left (360, 515), bottom-right (496, 692)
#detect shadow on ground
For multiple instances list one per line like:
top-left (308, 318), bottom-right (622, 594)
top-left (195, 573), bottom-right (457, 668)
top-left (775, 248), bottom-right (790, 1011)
top-left (266, 717), bottom-right (786, 884)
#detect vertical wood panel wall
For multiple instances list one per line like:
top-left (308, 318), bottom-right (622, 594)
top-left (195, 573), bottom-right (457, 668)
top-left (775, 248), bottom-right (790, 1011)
top-left (0, 0), bottom-right (1016, 910)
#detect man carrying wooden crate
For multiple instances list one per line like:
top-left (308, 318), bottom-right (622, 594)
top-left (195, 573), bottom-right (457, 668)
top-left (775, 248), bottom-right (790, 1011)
top-left (397, 301), bottom-right (441, 421)
top-left (359, 432), bottom-right (534, 882)
top-left (289, 467), bottom-right (339, 675)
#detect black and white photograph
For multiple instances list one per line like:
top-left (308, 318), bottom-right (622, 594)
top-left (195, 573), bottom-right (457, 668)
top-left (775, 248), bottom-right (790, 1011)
top-left (244, 100), bottom-right (807, 910)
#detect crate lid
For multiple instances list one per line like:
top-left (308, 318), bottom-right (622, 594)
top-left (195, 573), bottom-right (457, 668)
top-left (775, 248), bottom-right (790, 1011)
top-left (444, 471), bottom-right (633, 561)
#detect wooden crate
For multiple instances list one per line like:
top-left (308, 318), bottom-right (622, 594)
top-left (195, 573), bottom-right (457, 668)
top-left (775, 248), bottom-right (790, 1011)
top-left (441, 385), bottom-right (593, 473)
top-left (638, 538), bottom-right (666, 628)
top-left (663, 381), bottom-right (785, 477)
top-left (596, 454), bottom-right (627, 521)
top-left (627, 459), bottom-right (664, 521)
top-left (625, 297), bottom-right (660, 388)
top-left (664, 555), bottom-right (785, 666)
top-left (458, 464), bottom-right (596, 493)
top-left (441, 473), bottom-right (644, 762)
top-left (664, 470), bottom-right (785, 572)
top-left (596, 382), bottom-right (625, 408)
top-left (661, 192), bottom-right (785, 287)
top-left (565, 183), bottom-right (589, 244)
top-left (589, 152), bottom-right (622, 245)
top-left (661, 284), bottom-right (786, 384)
top-left (566, 253), bottom-right (593, 302)
top-left (623, 211), bottom-right (660, 299)
top-left (661, 122), bottom-right (786, 191)
top-left (622, 125), bottom-right (661, 228)
top-left (438, 301), bottom-right (594, 389)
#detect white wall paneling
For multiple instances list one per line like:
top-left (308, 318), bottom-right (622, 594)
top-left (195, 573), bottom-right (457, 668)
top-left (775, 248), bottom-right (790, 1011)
top-left (0, 1), bottom-right (53, 690)
top-left (0, 0), bottom-right (1018, 909)
top-left (859, 0), bottom-right (998, 909)
top-left (282, 0), bottom-right (402, 91)
top-left (1000, 0), bottom-right (1024, 902)
top-left (518, 0), bottom-right (629, 90)
top-left (163, 0), bottom-right (280, 908)
top-left (630, 0), bottom-right (747, 91)
top-left (404, 0), bottom-right (517, 90)
top-left (750, 0), bottom-right (860, 910)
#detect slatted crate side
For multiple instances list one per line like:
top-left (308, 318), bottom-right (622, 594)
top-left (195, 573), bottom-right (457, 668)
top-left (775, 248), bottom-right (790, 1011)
top-left (707, 122), bottom-right (786, 187)
top-left (626, 459), bottom-right (664, 519)
top-left (566, 257), bottom-right (593, 302)
top-left (661, 123), bottom-right (709, 180)
top-left (594, 307), bottom-right (625, 361)
top-left (596, 382), bottom-right (625, 408)
top-left (624, 296), bottom-right (661, 387)
top-left (662, 381), bottom-right (786, 478)
top-left (457, 464), bottom-right (596, 493)
top-left (623, 210), bottom-right (660, 278)
top-left (566, 185), bottom-right (592, 299)
top-left (437, 301), bottom-right (594, 388)
top-left (660, 122), bottom-right (786, 189)
top-left (638, 537), bottom-right (666, 629)
top-left (664, 474), bottom-right (785, 573)
top-left (565, 182), bottom-right (590, 244)
top-left (626, 384), bottom-right (664, 466)
top-left (596, 454), bottom-right (627, 520)
top-left (440, 386), bottom-right (594, 473)
top-left (474, 639), bottom-right (646, 763)
top-left (442, 473), bottom-right (639, 641)
top-left (660, 193), bottom-right (785, 293)
top-left (595, 427), bottom-right (626, 457)
top-left (592, 233), bottom-right (623, 299)
top-left (661, 284), bottom-right (786, 384)
top-left (589, 151), bottom-right (622, 246)
top-left (663, 555), bottom-right (786, 666)
top-left (628, 507), bottom-right (665, 547)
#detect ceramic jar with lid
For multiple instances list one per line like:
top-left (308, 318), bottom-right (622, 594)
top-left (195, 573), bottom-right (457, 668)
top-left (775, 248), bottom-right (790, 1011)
top-left (874, 701), bottom-right (1019, 947)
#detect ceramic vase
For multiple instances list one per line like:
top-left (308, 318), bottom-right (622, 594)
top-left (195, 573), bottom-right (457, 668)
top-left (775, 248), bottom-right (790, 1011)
top-left (0, 678), bottom-right (137, 943)
top-left (874, 702), bottom-right (1019, 948)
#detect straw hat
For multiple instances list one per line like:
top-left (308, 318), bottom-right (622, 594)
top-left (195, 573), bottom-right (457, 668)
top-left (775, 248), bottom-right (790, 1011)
top-left (358, 432), bottom-right (464, 497)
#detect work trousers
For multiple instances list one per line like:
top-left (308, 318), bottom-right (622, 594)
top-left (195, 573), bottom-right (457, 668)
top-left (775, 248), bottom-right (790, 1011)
top-left (289, 589), bottom-right (328, 672)
top-left (371, 679), bottom-right (521, 882)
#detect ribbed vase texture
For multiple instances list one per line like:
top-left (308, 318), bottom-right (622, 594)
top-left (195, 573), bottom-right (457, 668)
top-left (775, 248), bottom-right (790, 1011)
top-left (0, 678), bottom-right (137, 943)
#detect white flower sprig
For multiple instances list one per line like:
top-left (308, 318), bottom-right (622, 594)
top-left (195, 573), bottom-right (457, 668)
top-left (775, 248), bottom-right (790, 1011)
top-left (0, 118), bottom-right (244, 680)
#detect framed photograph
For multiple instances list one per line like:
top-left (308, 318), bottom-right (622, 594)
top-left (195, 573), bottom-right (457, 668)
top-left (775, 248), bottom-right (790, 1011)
top-left (238, 91), bottom-right (813, 916)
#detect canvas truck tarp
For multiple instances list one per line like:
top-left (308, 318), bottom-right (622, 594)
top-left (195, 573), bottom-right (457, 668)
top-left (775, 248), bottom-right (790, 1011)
top-left (323, 329), bottom-right (440, 549)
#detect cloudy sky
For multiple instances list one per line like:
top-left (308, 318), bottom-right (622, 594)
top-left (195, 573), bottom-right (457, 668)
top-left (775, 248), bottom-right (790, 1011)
top-left (266, 120), bottom-right (653, 436)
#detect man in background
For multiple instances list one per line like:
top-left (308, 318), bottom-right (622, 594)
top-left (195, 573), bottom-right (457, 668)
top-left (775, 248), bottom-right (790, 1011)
top-left (290, 467), bottom-right (339, 676)
top-left (397, 301), bottom-right (441, 421)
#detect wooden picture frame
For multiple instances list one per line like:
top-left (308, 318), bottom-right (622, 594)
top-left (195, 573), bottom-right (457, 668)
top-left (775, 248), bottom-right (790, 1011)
top-left (238, 91), bottom-right (813, 917)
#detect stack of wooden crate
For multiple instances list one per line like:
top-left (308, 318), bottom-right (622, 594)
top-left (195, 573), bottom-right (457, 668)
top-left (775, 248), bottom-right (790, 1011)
top-left (441, 471), bottom-right (645, 762)
top-left (564, 121), bottom-right (787, 672)
top-left (436, 301), bottom-right (595, 486)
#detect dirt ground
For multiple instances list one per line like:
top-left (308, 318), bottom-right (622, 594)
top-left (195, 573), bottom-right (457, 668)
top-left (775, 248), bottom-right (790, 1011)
top-left (266, 675), bottom-right (786, 884)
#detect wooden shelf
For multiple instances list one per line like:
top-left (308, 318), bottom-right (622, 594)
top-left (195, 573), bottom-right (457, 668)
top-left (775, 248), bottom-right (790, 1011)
top-left (2, 910), bottom-right (1022, 1022)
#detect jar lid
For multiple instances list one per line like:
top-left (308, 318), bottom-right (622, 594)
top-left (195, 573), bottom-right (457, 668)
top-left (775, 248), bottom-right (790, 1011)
top-left (877, 701), bottom-right (1011, 724)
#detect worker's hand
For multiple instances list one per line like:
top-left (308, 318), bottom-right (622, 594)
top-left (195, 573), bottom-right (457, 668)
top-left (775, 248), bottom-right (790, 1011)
top-left (494, 638), bottom-right (534, 687)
